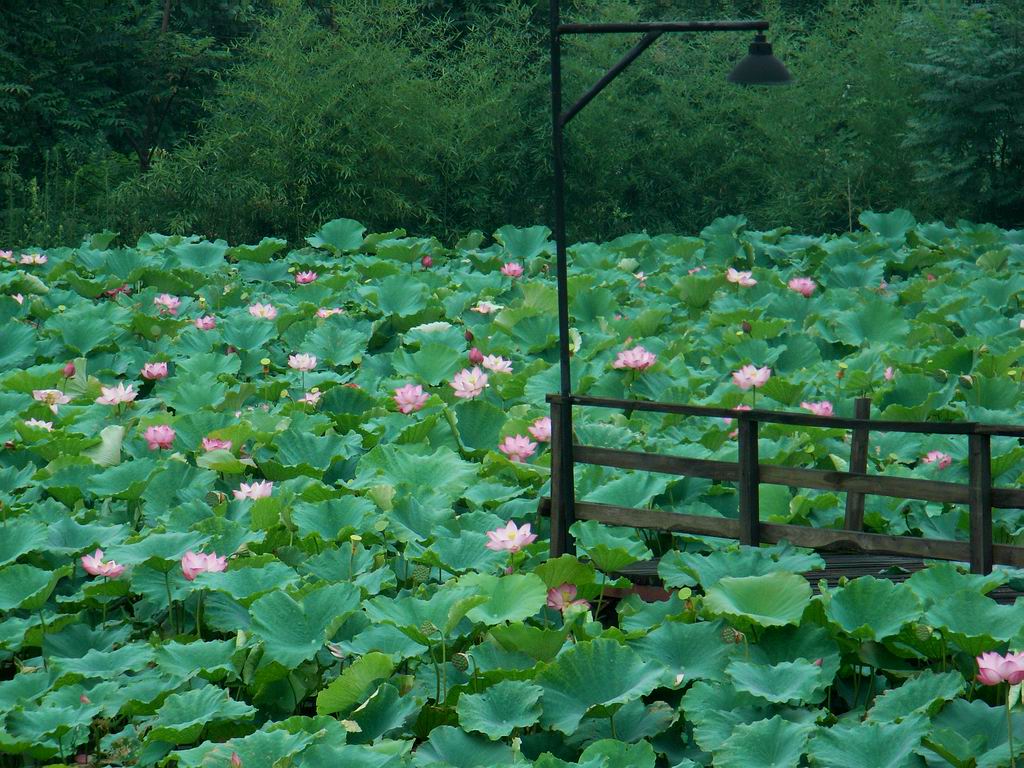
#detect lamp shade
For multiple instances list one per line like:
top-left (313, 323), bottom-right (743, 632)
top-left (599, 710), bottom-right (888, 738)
top-left (727, 33), bottom-right (792, 85)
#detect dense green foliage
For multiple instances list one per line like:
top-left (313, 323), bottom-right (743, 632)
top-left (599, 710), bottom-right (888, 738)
top-left (3, 213), bottom-right (1024, 765)
top-left (3, 1), bottom-right (1023, 247)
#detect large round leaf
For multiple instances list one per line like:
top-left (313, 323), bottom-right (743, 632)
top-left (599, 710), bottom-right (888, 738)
top-left (703, 573), bottom-right (811, 628)
top-left (824, 577), bottom-right (921, 641)
top-left (537, 638), bottom-right (668, 734)
top-left (715, 715), bottom-right (813, 768)
top-left (806, 715), bottom-right (928, 768)
top-left (457, 680), bottom-right (543, 739)
top-left (249, 582), bottom-right (360, 668)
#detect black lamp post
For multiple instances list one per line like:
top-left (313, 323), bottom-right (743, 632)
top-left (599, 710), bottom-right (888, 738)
top-left (548, 4), bottom-right (791, 556)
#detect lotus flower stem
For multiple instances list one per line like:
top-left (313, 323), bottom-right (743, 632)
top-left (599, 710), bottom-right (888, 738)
top-left (195, 589), bottom-right (205, 640)
top-left (442, 407), bottom-right (470, 459)
top-left (101, 577), bottom-right (108, 627)
top-left (1008, 688), bottom-right (1016, 768)
top-left (164, 571), bottom-right (176, 635)
top-left (36, 609), bottom-right (48, 670)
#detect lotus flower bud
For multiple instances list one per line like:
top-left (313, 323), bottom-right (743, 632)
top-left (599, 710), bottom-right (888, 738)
top-left (741, 321), bottom-right (752, 334)
top-left (421, 255), bottom-right (433, 269)
top-left (468, 347), bottom-right (484, 364)
top-left (230, 752), bottom-right (243, 768)
top-left (63, 361), bottom-right (76, 378)
top-left (465, 329), bottom-right (474, 342)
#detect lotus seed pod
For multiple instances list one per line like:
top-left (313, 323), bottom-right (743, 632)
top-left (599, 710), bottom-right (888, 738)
top-left (411, 564), bottom-right (431, 584)
top-left (419, 620), bottom-right (438, 636)
top-left (452, 653), bottom-right (469, 672)
top-left (913, 623), bottom-right (934, 642)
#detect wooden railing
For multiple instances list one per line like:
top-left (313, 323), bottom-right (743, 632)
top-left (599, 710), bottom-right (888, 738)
top-left (547, 394), bottom-right (1024, 574)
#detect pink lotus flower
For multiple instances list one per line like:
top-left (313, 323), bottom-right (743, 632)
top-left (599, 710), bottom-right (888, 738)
top-left (922, 451), bottom-right (952, 469)
top-left (726, 268), bottom-right (757, 287)
top-left (722, 403), bottom-right (754, 425)
top-left (0, 249), bottom-right (12, 262)
top-left (316, 307), bottom-right (344, 318)
top-left (20, 253), bottom-right (47, 265)
top-left (144, 424), bottom-right (175, 450)
top-left (687, 266), bottom-right (706, 275)
top-left (732, 365), bottom-right (771, 390)
top-left (81, 549), bottom-right (125, 579)
top-left (234, 480), bottom-right (273, 500)
top-left (299, 390), bottom-right (321, 406)
top-left (141, 362), bottom-right (168, 380)
top-left (295, 271), bottom-right (318, 284)
top-left (248, 302), bottom-right (277, 320)
top-left (201, 437), bottom-right (232, 452)
top-left (33, 389), bottom-right (70, 414)
top-left (801, 401), bottom-right (834, 417)
top-left (634, 271), bottom-right (647, 287)
top-left (482, 355), bottom-right (513, 374)
top-left (24, 418), bottom-right (53, 431)
top-left (394, 384), bottom-right (429, 413)
top-left (230, 753), bottom-right (242, 768)
top-left (884, 366), bottom-right (895, 381)
top-left (528, 416), bottom-right (552, 442)
top-left (468, 347), bottom-right (484, 364)
top-left (451, 367), bottom-right (488, 399)
top-left (11, 293), bottom-right (23, 305)
top-left (788, 277), bottom-right (816, 297)
top-left (96, 383), bottom-right (137, 406)
top-left (498, 434), bottom-right (537, 463)
top-left (194, 315), bottom-right (217, 330)
top-left (546, 583), bottom-right (590, 612)
top-left (501, 262), bottom-right (524, 278)
top-left (485, 521), bottom-right (538, 552)
top-left (154, 294), bottom-right (181, 315)
top-left (288, 353), bottom-right (317, 372)
top-left (976, 651), bottom-right (1024, 686)
top-left (613, 345), bottom-right (657, 371)
top-left (471, 301), bottom-right (502, 314)
top-left (104, 284), bottom-right (131, 298)
top-left (181, 550), bottom-right (227, 581)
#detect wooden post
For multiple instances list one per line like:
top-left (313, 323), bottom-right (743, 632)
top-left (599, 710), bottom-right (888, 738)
top-left (844, 397), bottom-right (872, 531)
top-left (968, 432), bottom-right (993, 574)
top-left (549, 396), bottom-right (576, 557)
top-left (737, 419), bottom-right (760, 546)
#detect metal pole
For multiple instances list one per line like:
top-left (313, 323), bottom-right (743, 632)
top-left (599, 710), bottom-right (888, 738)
top-left (550, 0), bottom-right (576, 553)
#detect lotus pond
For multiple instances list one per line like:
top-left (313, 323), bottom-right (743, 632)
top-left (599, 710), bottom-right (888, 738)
top-left (2, 210), bottom-right (1024, 767)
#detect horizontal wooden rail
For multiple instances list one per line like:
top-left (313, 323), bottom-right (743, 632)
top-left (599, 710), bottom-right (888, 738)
top-left (573, 501), bottom-right (1024, 568)
top-left (550, 393), bottom-right (1024, 437)
top-left (575, 445), bottom-right (1024, 509)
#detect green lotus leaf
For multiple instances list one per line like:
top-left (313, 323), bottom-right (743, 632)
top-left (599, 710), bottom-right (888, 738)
top-left (412, 725), bottom-right (515, 767)
top-left (681, 680), bottom-right (775, 752)
top-left (704, 573), bottom-right (811, 628)
top-left (660, 544), bottom-right (824, 589)
top-left (154, 639), bottom-right (238, 682)
top-left (0, 518), bottom-right (48, 567)
top-left (859, 209), bottom-right (917, 242)
top-left (363, 585), bottom-right (477, 642)
top-left (457, 680), bottom-right (543, 739)
top-left (925, 698), bottom-right (1024, 768)
top-left (459, 572), bottom-right (547, 626)
top-left (291, 495), bottom-right (375, 541)
top-left (806, 715), bottom-right (928, 768)
top-left (249, 582), bottom-right (360, 668)
top-left (307, 217), bottom-right (366, 253)
top-left (315, 651), bottom-right (394, 716)
top-left (537, 638), bottom-right (668, 734)
top-left (52, 644), bottom-right (155, 682)
top-left (630, 618), bottom-right (736, 683)
top-left (0, 323), bottom-right (37, 372)
top-left (570, 520), bottom-right (652, 573)
top-left (715, 715), bottom-right (814, 768)
top-left (494, 224), bottom-right (553, 261)
top-left (305, 322), bottom-right (370, 366)
top-left (172, 726), bottom-right (315, 768)
top-left (905, 562), bottom-right (1006, 608)
top-left (169, 240), bottom-right (228, 271)
top-left (345, 683), bottom-right (420, 745)
top-left (393, 341), bottom-right (465, 385)
top-left (726, 659), bottom-right (823, 705)
top-left (353, 444), bottom-right (477, 501)
top-left (0, 564), bottom-right (67, 612)
top-left (453, 399), bottom-right (507, 452)
top-left (422, 531), bottom-right (507, 575)
top-left (89, 458), bottom-right (159, 499)
top-left (490, 623), bottom-right (572, 663)
top-left (867, 670), bottom-right (965, 723)
top-left (532, 555), bottom-right (597, 591)
top-left (925, 589), bottom-right (1024, 652)
top-left (228, 237), bottom-right (288, 262)
top-left (824, 576), bottom-right (922, 640)
top-left (374, 275), bottom-right (430, 317)
top-left (145, 685), bottom-right (255, 744)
